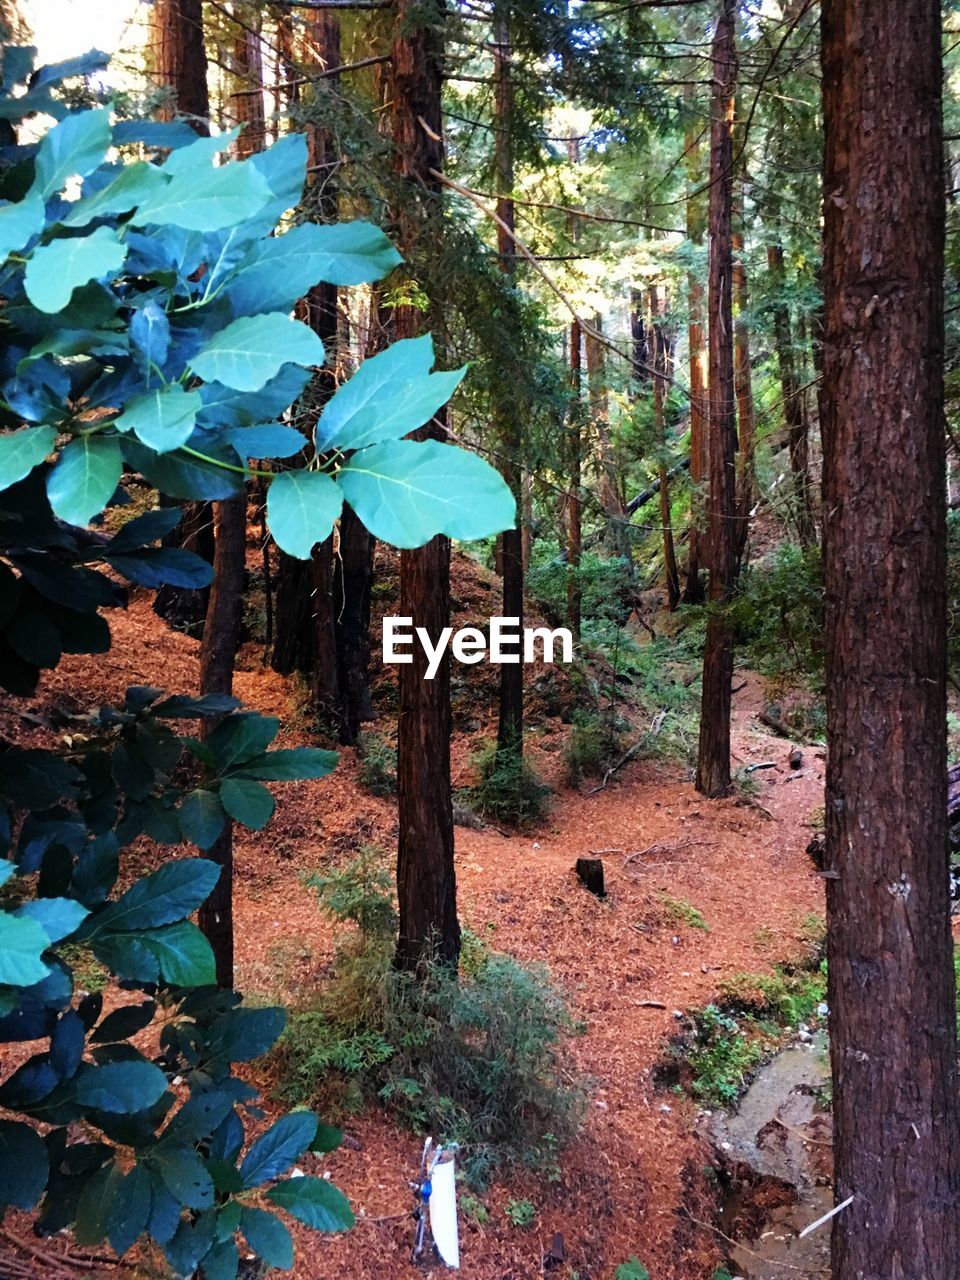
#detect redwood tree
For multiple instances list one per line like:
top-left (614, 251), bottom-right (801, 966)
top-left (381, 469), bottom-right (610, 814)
top-left (695, 0), bottom-right (736, 799)
top-left (821, 1), bottom-right (960, 1275)
top-left (391, 0), bottom-right (459, 971)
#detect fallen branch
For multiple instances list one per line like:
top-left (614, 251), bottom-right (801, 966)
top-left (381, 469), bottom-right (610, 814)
top-left (587, 742), bottom-right (645, 794)
top-left (744, 760), bottom-right (777, 773)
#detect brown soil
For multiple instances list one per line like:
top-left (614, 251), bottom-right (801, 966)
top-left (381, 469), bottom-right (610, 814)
top-left (0, 562), bottom-right (825, 1280)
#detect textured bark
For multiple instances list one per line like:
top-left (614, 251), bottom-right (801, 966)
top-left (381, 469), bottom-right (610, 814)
top-left (682, 102), bottom-right (708, 605)
top-left (768, 233), bottom-right (815, 546)
top-left (629, 287), bottom-right (649, 392)
top-left (821, 2), bottom-right (960, 1277)
top-left (566, 318), bottom-right (583, 646)
top-left (732, 200), bottom-right (756, 567)
top-left (649, 285), bottom-right (680, 611)
top-left (391, 0), bottom-right (459, 972)
top-left (333, 503), bottom-right (375, 744)
top-left (695, 0), bottom-right (736, 800)
top-left (493, 12), bottom-right (524, 759)
top-left (586, 316), bottom-right (630, 565)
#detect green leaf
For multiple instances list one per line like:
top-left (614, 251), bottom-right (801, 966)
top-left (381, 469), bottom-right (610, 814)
top-left (338, 440), bottom-right (516, 548)
top-left (0, 425), bottom-right (56, 493)
top-left (132, 157), bottom-right (270, 232)
top-left (91, 1000), bottom-right (157, 1044)
top-left (179, 790), bottom-right (227, 850)
top-left (189, 313), bottom-right (325, 392)
top-left (141, 921), bottom-right (216, 986)
top-left (239, 1111), bottom-right (318, 1188)
top-left (62, 161), bottom-right (167, 227)
top-left (203, 1239), bottom-right (239, 1280)
top-left (0, 1120), bottom-right (49, 1208)
top-left (0, 910), bottom-right (50, 986)
top-left (32, 107), bottom-right (111, 198)
top-left (0, 861), bottom-right (15, 887)
top-left (107, 1163), bottom-right (152, 1256)
top-left (315, 337), bottom-right (465, 452)
top-left (150, 1145), bottom-right (215, 1210)
top-left (114, 385), bottom-right (203, 454)
top-left (15, 898), bottom-right (88, 944)
top-left (206, 713), bottom-right (279, 772)
top-left (266, 469), bottom-right (342, 559)
top-left (309, 1122), bottom-right (343, 1154)
top-left (46, 435), bottom-right (123, 527)
top-left (204, 1006), bottom-right (287, 1064)
top-left (267, 1175), bottom-right (355, 1233)
top-left (75, 1060), bottom-right (168, 1113)
top-left (224, 221), bottom-right (402, 317)
top-left (0, 195), bottom-right (44, 259)
top-left (219, 777), bottom-right (275, 830)
top-left (240, 1207), bottom-right (294, 1270)
top-left (234, 747), bottom-right (338, 782)
top-left (74, 1160), bottom-right (121, 1245)
top-left (24, 226), bottom-right (128, 313)
top-left (95, 859), bottom-right (220, 931)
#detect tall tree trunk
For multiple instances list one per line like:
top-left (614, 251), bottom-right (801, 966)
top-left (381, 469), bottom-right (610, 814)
top-left (391, 0), bottom-right (459, 973)
top-left (196, 18), bottom-right (264, 987)
top-left (151, 0), bottom-right (213, 633)
top-left (767, 225), bottom-right (815, 545)
top-left (682, 98), bottom-right (708, 605)
top-left (732, 194), bottom-right (755, 567)
top-left (333, 504), bottom-right (375, 744)
top-left (629, 287), bottom-right (649, 394)
top-left (586, 316), bottom-right (630, 565)
top-left (695, 0), bottom-right (737, 800)
top-left (649, 285), bottom-right (680, 611)
top-left (821, 3), bottom-right (960, 1277)
top-left (566, 318), bottom-right (583, 647)
top-left (493, 11), bottom-right (524, 760)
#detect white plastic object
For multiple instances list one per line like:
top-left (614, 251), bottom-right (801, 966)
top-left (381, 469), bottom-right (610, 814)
top-left (428, 1147), bottom-right (460, 1268)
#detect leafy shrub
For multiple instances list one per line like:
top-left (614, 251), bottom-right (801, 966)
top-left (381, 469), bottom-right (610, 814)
top-left (355, 731), bottom-right (398, 798)
top-left (730, 543), bottom-right (825, 684)
top-left (563, 709), bottom-right (621, 782)
top-left (505, 1197), bottom-right (536, 1228)
top-left (615, 1259), bottom-right (651, 1280)
top-left (275, 851), bottom-right (585, 1189)
top-left (467, 742), bottom-right (550, 828)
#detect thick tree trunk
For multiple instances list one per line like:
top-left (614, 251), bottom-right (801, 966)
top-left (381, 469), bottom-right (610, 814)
top-left (649, 285), bottom-right (680, 611)
top-left (586, 316), bottom-right (630, 565)
top-left (695, 0), bottom-right (737, 800)
top-left (333, 503), bottom-right (375, 744)
top-left (767, 219), bottom-right (815, 546)
top-left (682, 104), bottom-right (708, 606)
top-left (391, 0), bottom-right (459, 973)
top-left (821, 3), bottom-right (960, 1277)
top-left (151, 0), bottom-right (213, 632)
top-left (566, 318), bottom-right (583, 646)
top-left (732, 200), bottom-right (755, 567)
top-left (493, 12), bottom-right (524, 759)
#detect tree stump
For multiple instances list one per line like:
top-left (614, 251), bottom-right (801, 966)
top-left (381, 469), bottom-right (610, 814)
top-left (575, 857), bottom-right (605, 898)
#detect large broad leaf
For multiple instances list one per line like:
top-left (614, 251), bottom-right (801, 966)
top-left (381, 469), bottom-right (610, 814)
top-left (315, 336), bottom-right (464, 452)
top-left (130, 301), bottom-right (171, 372)
top-left (74, 1161), bottom-right (123, 1246)
top-left (0, 425), bottom-right (56, 493)
top-left (0, 195), bottom-right (44, 260)
top-left (265, 469), bottom-right (342, 559)
top-left (46, 435), bottom-right (123, 527)
top-left (140, 922), bottom-right (216, 987)
top-left (150, 1145), bottom-right (215, 1210)
top-left (15, 898), bottom-right (88, 944)
top-left (0, 911), bottom-right (50, 986)
top-left (0, 1120), bottom-right (48, 1208)
top-left (107, 547), bottom-right (214, 590)
top-left (224, 221), bottom-right (402, 318)
top-left (206, 713), bottom-right (279, 772)
top-left (74, 1059), bottom-right (168, 1114)
top-left (107, 1163), bottom-right (152, 1257)
top-left (32, 107), bottom-right (111, 199)
top-left (227, 424), bottom-right (306, 460)
top-left (121, 437), bottom-right (246, 502)
top-left (267, 1175), bottom-right (355, 1232)
top-left (219, 777), bottom-right (275, 830)
top-left (338, 439), bottom-right (516, 548)
top-left (240, 1207), bottom-right (294, 1271)
top-left (94, 858), bottom-right (219, 932)
top-left (24, 226), bottom-right (127, 313)
top-left (189, 313), bottom-right (326, 393)
top-left (62, 161), bottom-right (167, 228)
top-left (234, 747), bottom-right (338, 782)
top-left (113, 118), bottom-right (200, 150)
top-left (203, 1006), bottom-right (287, 1064)
top-left (115, 385), bottom-right (203, 454)
top-left (239, 1111), bottom-right (318, 1188)
top-left (178, 790), bottom-right (227, 849)
top-left (132, 156), bottom-right (270, 232)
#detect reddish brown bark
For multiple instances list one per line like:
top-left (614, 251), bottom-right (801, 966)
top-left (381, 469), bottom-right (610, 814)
top-left (566, 318), bottom-right (583, 646)
top-left (695, 0), bottom-right (736, 800)
top-left (682, 105), bottom-right (708, 606)
top-left (649, 285), bottom-right (680, 611)
top-left (821, 2), bottom-right (960, 1276)
top-left (767, 232), bottom-right (815, 546)
top-left (152, 0), bottom-right (209, 130)
top-left (732, 199), bottom-right (755, 566)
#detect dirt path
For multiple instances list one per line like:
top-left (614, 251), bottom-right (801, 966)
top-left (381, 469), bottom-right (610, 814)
top-left (4, 598), bottom-right (825, 1280)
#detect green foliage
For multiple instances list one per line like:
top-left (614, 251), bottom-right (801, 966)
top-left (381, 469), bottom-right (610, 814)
top-left (684, 1004), bottom-right (770, 1107)
top-left (275, 852), bottom-right (584, 1190)
top-left (504, 1197), bottom-right (536, 1228)
top-left (615, 1258), bottom-right (651, 1280)
top-left (720, 966), bottom-right (827, 1027)
top-left (563, 709), bottom-right (621, 783)
top-left (658, 894), bottom-right (709, 932)
top-left (355, 732), bottom-right (398, 799)
top-left (466, 742), bottom-right (550, 828)
top-left (730, 544), bottom-right (825, 685)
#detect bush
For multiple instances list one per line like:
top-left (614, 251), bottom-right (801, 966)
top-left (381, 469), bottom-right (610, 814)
top-left (467, 742), bottom-right (550, 828)
top-left (731, 543), bottom-right (825, 684)
top-left (275, 851), bottom-right (585, 1188)
top-left (355, 731), bottom-right (398, 798)
top-left (564, 709), bottom-right (622, 783)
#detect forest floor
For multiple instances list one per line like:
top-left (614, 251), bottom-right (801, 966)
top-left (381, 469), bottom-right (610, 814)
top-left (0, 551), bottom-right (827, 1280)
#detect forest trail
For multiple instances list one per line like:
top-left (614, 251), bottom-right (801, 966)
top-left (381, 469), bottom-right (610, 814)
top-left (7, 596), bottom-right (825, 1280)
